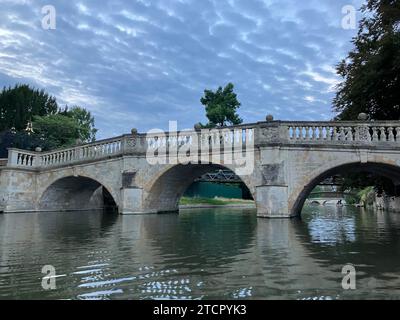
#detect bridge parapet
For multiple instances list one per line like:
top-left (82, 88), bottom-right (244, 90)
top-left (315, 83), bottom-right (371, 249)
top-left (7, 135), bottom-right (128, 169)
top-left (254, 120), bottom-right (400, 147)
top-left (5, 120), bottom-right (400, 171)
top-left (7, 148), bottom-right (39, 168)
top-left (145, 124), bottom-right (255, 154)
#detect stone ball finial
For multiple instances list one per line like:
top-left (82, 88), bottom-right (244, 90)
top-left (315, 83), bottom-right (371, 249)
top-left (35, 147), bottom-right (42, 152)
top-left (358, 113), bottom-right (369, 121)
top-left (131, 128), bottom-right (138, 135)
top-left (75, 138), bottom-right (83, 145)
top-left (194, 123), bottom-right (202, 131)
top-left (266, 114), bottom-right (274, 122)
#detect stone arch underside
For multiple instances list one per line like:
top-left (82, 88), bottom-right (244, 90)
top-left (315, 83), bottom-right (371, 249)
top-left (38, 176), bottom-right (118, 212)
top-left (290, 162), bottom-right (400, 216)
top-left (143, 164), bottom-right (255, 213)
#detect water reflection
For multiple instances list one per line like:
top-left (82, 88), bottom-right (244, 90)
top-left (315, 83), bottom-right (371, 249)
top-left (0, 205), bottom-right (400, 299)
top-left (306, 206), bottom-right (356, 245)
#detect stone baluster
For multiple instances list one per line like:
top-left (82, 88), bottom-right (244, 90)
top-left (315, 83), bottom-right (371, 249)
top-left (290, 126), bottom-right (295, 140)
top-left (388, 127), bottom-right (395, 142)
top-left (372, 127), bottom-right (378, 141)
top-left (333, 127), bottom-right (339, 141)
top-left (380, 127), bottom-right (386, 141)
top-left (338, 127), bottom-right (345, 141)
top-left (296, 126), bottom-right (301, 140)
top-left (347, 127), bottom-right (353, 141)
top-left (309, 126), bottom-right (315, 140)
top-left (304, 126), bottom-right (309, 140)
top-left (320, 126), bottom-right (325, 140)
top-left (287, 126), bottom-right (292, 140)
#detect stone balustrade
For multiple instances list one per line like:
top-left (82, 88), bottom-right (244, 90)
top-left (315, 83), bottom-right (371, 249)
top-left (7, 149), bottom-right (38, 168)
top-left (282, 121), bottom-right (400, 144)
top-left (146, 125), bottom-right (255, 153)
top-left (7, 136), bottom-right (124, 169)
top-left (5, 120), bottom-right (400, 170)
top-left (42, 136), bottom-right (127, 167)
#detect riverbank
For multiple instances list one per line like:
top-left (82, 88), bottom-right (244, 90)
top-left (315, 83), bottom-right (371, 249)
top-left (179, 197), bottom-right (255, 209)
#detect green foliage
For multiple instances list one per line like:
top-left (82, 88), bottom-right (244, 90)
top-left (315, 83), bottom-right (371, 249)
top-left (200, 83), bottom-right (242, 127)
top-left (179, 196), bottom-right (252, 206)
top-left (340, 171), bottom-right (396, 197)
top-left (0, 84), bottom-right (98, 155)
top-left (32, 114), bottom-right (81, 149)
top-left (344, 193), bottom-right (359, 205)
top-left (357, 186), bottom-right (376, 205)
top-left (334, 0), bottom-right (400, 120)
top-left (62, 105), bottom-right (97, 142)
top-left (0, 84), bottom-right (58, 131)
top-left (0, 130), bottom-right (52, 157)
top-left (343, 186), bottom-right (375, 206)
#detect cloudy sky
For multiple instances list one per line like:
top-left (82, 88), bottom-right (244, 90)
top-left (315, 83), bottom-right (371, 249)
top-left (0, 0), bottom-right (364, 138)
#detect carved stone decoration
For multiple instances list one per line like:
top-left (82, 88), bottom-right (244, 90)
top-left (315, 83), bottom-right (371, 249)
top-left (357, 125), bottom-right (371, 142)
top-left (122, 171), bottom-right (137, 188)
top-left (266, 114), bottom-right (274, 122)
top-left (126, 137), bottom-right (137, 148)
top-left (194, 123), bottom-right (202, 131)
top-left (260, 127), bottom-right (280, 143)
top-left (261, 163), bottom-right (284, 185)
top-left (131, 128), bottom-right (138, 135)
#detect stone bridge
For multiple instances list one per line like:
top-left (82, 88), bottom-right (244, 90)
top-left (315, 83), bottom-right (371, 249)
top-left (2, 119), bottom-right (400, 218)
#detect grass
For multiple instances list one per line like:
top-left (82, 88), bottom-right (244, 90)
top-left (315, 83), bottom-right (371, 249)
top-left (179, 196), bottom-right (254, 206)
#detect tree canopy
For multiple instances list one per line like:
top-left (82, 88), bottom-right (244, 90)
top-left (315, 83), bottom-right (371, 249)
top-left (333, 0), bottom-right (400, 198)
top-left (333, 0), bottom-right (400, 120)
top-left (200, 83), bottom-right (242, 127)
top-left (61, 106), bottom-right (97, 143)
top-left (0, 84), bottom-right (58, 131)
top-left (0, 84), bottom-right (98, 155)
top-left (32, 114), bottom-right (82, 150)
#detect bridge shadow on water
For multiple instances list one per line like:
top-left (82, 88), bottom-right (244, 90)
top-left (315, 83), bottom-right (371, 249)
top-left (125, 208), bottom-right (258, 270)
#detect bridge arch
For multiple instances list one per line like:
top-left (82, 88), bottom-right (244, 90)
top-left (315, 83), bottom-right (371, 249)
top-left (143, 163), bottom-right (256, 213)
top-left (38, 175), bottom-right (118, 212)
top-left (291, 161), bottom-right (400, 217)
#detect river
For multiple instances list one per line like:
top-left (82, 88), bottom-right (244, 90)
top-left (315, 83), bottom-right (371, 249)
top-left (0, 205), bottom-right (399, 299)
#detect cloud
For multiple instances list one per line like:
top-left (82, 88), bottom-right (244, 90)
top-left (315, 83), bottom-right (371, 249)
top-left (0, 0), bottom-right (364, 138)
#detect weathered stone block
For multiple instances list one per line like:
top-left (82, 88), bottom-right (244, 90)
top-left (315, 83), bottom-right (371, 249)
top-left (120, 187), bottom-right (144, 214)
top-left (256, 185), bottom-right (290, 218)
top-left (261, 163), bottom-right (284, 185)
top-left (122, 171), bottom-right (137, 188)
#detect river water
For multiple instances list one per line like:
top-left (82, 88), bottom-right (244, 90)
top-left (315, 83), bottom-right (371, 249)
top-left (0, 205), bottom-right (400, 300)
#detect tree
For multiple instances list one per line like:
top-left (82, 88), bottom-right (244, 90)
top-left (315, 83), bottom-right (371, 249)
top-left (0, 130), bottom-right (56, 157)
top-left (62, 105), bottom-right (97, 142)
top-left (332, 0), bottom-right (400, 196)
top-left (0, 84), bottom-right (99, 155)
top-left (200, 83), bottom-right (242, 127)
top-left (0, 84), bottom-right (58, 131)
top-left (333, 0), bottom-right (400, 120)
top-left (32, 114), bottom-right (81, 150)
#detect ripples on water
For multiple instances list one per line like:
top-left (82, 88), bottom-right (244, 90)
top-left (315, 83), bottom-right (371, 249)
top-left (0, 205), bottom-right (400, 300)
